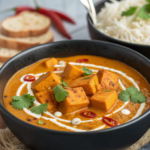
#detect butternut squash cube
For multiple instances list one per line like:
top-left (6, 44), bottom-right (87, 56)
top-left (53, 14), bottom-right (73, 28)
top-left (62, 63), bottom-right (84, 80)
top-left (97, 70), bottom-right (119, 90)
top-left (90, 90), bottom-right (118, 111)
top-left (35, 90), bottom-right (57, 111)
top-left (45, 57), bottom-right (58, 68)
top-left (32, 71), bottom-right (61, 92)
top-left (96, 84), bottom-right (102, 91)
top-left (59, 87), bottom-right (89, 113)
top-left (69, 74), bottom-right (99, 95)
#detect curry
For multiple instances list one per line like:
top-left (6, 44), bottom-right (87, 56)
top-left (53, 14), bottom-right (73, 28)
top-left (3, 55), bottom-right (150, 132)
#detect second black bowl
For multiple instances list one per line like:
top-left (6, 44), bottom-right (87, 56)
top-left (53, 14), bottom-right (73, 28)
top-left (87, 0), bottom-right (150, 59)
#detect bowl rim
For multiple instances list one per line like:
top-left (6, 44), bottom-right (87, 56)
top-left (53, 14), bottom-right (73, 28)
top-left (0, 40), bottom-right (150, 135)
top-left (87, 0), bottom-right (150, 48)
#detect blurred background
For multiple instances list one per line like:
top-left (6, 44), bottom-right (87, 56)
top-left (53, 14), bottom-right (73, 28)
top-left (0, 0), bottom-right (99, 40)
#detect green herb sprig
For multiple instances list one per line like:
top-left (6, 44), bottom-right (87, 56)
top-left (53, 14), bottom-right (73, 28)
top-left (61, 79), bottom-right (68, 87)
top-left (53, 84), bottom-right (68, 102)
top-left (82, 67), bottom-right (93, 76)
top-left (119, 86), bottom-right (146, 103)
top-left (82, 77), bottom-right (91, 80)
top-left (106, 90), bottom-right (110, 92)
top-left (122, 7), bottom-right (138, 16)
top-left (38, 120), bottom-right (45, 125)
top-left (121, 1), bottom-right (150, 21)
top-left (30, 103), bottom-right (48, 114)
top-left (12, 94), bottom-right (49, 115)
top-left (12, 94), bottom-right (35, 110)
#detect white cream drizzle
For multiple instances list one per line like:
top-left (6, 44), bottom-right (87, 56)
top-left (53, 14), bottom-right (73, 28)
top-left (41, 116), bottom-right (86, 132)
top-left (71, 118), bottom-right (81, 125)
top-left (16, 61), bottom-right (145, 132)
top-left (53, 71), bottom-right (63, 74)
top-left (54, 111), bottom-right (62, 117)
top-left (131, 103), bottom-right (145, 120)
top-left (121, 109), bottom-right (130, 115)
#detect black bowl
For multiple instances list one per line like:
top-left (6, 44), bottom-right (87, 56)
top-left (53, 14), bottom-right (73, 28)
top-left (87, 0), bottom-right (150, 59)
top-left (0, 40), bottom-right (150, 150)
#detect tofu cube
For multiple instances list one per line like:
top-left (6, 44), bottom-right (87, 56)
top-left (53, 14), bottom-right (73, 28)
top-left (62, 63), bottom-right (84, 80)
top-left (32, 71), bottom-right (61, 92)
top-left (69, 74), bottom-right (99, 95)
top-left (35, 90), bottom-right (57, 111)
top-left (45, 57), bottom-right (58, 68)
top-left (97, 70), bottom-right (119, 90)
top-left (90, 90), bottom-right (118, 111)
top-left (59, 87), bottom-right (89, 113)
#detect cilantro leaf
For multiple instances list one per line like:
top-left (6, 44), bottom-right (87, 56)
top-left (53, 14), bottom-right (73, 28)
top-left (105, 90), bottom-right (110, 92)
top-left (131, 91), bottom-right (146, 103)
top-left (30, 103), bottom-right (48, 114)
top-left (12, 94), bottom-right (35, 110)
top-left (146, 0), bottom-right (150, 3)
top-left (82, 67), bottom-right (93, 76)
top-left (126, 86), bottom-right (137, 95)
top-left (122, 7), bottom-right (138, 16)
top-left (53, 84), bottom-right (68, 102)
top-left (119, 86), bottom-right (146, 103)
top-left (138, 4), bottom-right (150, 20)
top-left (61, 79), bottom-right (68, 87)
top-left (82, 77), bottom-right (91, 80)
top-left (119, 90), bottom-right (130, 102)
top-left (38, 120), bottom-right (44, 125)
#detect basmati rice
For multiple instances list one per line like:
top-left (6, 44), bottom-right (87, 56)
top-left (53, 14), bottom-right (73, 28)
top-left (96, 0), bottom-right (150, 45)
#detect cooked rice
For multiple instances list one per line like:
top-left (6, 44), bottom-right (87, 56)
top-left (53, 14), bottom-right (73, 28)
top-left (96, 0), bottom-right (150, 45)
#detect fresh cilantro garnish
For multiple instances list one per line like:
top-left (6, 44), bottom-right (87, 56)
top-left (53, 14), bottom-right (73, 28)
top-left (61, 79), bottom-right (68, 87)
top-left (82, 67), bottom-right (93, 76)
top-left (12, 94), bottom-right (35, 110)
top-left (30, 103), bottom-right (48, 114)
top-left (119, 86), bottom-right (146, 103)
top-left (38, 120), bottom-right (44, 125)
top-left (121, 1), bottom-right (150, 21)
top-left (119, 90), bottom-right (131, 102)
top-left (53, 84), bottom-right (68, 102)
top-left (131, 91), bottom-right (147, 103)
top-left (82, 77), bottom-right (91, 80)
top-left (126, 86), bottom-right (137, 95)
top-left (138, 4), bottom-right (150, 20)
top-left (122, 7), bottom-right (138, 16)
top-left (105, 90), bottom-right (110, 92)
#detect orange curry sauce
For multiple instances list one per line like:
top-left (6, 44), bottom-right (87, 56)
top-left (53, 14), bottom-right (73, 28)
top-left (3, 55), bottom-right (150, 132)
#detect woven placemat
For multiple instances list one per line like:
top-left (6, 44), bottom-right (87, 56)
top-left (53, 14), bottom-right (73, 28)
top-left (0, 128), bottom-right (150, 150)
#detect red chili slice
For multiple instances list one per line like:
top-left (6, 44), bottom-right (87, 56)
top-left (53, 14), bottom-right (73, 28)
top-left (54, 68), bottom-right (57, 71)
top-left (81, 111), bottom-right (97, 118)
top-left (76, 59), bottom-right (89, 63)
top-left (24, 75), bottom-right (35, 82)
top-left (76, 59), bottom-right (82, 63)
top-left (102, 117), bottom-right (119, 127)
top-left (82, 59), bottom-right (88, 62)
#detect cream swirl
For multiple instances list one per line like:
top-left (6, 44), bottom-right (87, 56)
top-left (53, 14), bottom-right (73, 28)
top-left (16, 61), bottom-right (144, 132)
